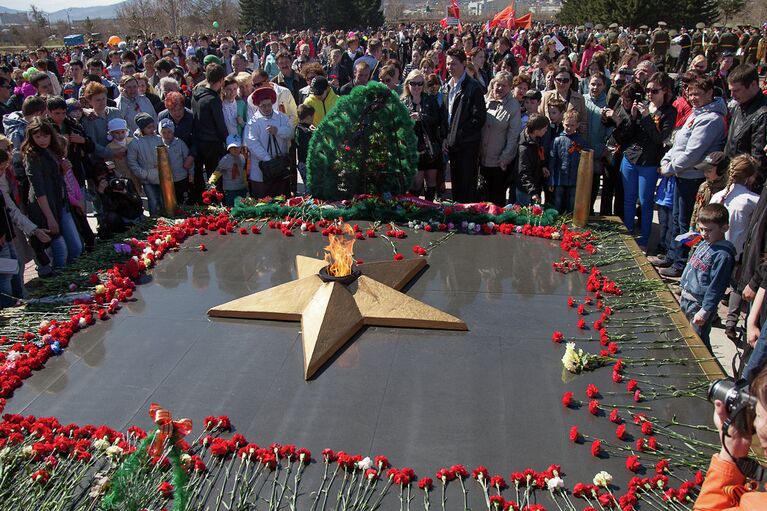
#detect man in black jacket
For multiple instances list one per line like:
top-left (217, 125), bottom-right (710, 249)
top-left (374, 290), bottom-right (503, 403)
top-left (442, 48), bottom-right (487, 203)
top-left (191, 63), bottom-right (228, 203)
top-left (725, 65), bottom-right (767, 182)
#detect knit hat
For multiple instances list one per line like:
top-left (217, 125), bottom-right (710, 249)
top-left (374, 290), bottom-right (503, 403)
top-left (250, 86), bottom-right (277, 105)
top-left (203, 54), bottom-right (223, 66)
top-left (158, 118), bottom-right (175, 132)
top-left (226, 134), bottom-right (241, 150)
top-left (310, 76), bottom-right (329, 95)
top-left (107, 117), bottom-right (128, 133)
top-left (134, 112), bottom-right (155, 131)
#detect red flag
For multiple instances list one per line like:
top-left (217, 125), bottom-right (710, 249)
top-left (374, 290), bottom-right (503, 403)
top-left (451, 0), bottom-right (460, 19)
top-left (489, 2), bottom-right (515, 29)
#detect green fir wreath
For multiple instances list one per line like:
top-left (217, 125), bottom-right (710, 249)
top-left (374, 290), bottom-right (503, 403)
top-left (306, 81), bottom-right (418, 200)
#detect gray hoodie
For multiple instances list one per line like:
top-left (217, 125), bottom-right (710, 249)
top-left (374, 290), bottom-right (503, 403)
top-left (661, 97), bottom-right (727, 180)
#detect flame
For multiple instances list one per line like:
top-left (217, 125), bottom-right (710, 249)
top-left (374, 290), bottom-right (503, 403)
top-left (323, 224), bottom-right (356, 277)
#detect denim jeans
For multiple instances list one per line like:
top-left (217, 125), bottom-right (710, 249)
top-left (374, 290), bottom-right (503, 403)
top-left (0, 242), bottom-right (19, 308)
top-left (680, 296), bottom-right (714, 353)
top-left (554, 185), bottom-right (577, 214)
top-left (656, 205), bottom-right (673, 254)
top-left (50, 207), bottom-right (83, 268)
top-left (620, 157), bottom-right (658, 247)
top-left (744, 320), bottom-right (767, 382)
top-left (666, 177), bottom-right (705, 271)
top-left (143, 183), bottom-right (163, 216)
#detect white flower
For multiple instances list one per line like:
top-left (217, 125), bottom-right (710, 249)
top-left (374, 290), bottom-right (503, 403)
top-left (0, 447), bottom-right (12, 461)
top-left (300, 223), bottom-right (307, 231)
top-left (143, 246), bottom-right (153, 254)
top-left (551, 232), bottom-right (561, 240)
top-left (561, 342), bottom-right (580, 373)
top-left (78, 317), bottom-right (87, 328)
top-left (154, 239), bottom-right (162, 246)
top-left (22, 445), bottom-right (34, 457)
top-left (6, 351), bottom-right (20, 362)
top-left (413, 224), bottom-right (420, 231)
top-left (547, 476), bottom-right (565, 491)
top-left (356, 456), bottom-right (373, 470)
top-left (468, 222), bottom-right (476, 231)
top-left (39, 320), bottom-right (50, 330)
top-left (93, 438), bottom-right (111, 451)
top-left (593, 471), bottom-right (613, 487)
top-left (106, 445), bottom-right (124, 458)
top-left (180, 453), bottom-right (192, 464)
top-left (486, 222), bottom-right (495, 229)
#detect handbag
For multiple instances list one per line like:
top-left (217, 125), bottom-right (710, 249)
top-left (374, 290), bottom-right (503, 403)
top-left (259, 134), bottom-right (291, 183)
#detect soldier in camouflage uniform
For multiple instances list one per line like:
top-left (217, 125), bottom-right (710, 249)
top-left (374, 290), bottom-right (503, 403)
top-left (607, 23), bottom-right (621, 69)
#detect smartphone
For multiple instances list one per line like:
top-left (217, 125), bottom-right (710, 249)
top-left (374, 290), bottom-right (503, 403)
top-left (633, 92), bottom-right (643, 102)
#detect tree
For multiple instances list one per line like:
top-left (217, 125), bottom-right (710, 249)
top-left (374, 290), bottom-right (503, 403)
top-left (82, 17), bottom-right (96, 37)
top-left (306, 82), bottom-right (417, 200)
top-left (718, 0), bottom-right (747, 24)
top-left (115, 0), bottom-right (157, 38)
top-left (558, 0), bottom-right (719, 27)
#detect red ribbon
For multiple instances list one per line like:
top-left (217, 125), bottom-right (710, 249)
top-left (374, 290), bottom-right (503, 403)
top-left (147, 404), bottom-right (192, 458)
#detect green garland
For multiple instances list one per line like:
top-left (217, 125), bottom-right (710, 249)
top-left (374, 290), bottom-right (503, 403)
top-left (306, 81), bottom-right (418, 200)
top-left (232, 196), bottom-right (560, 226)
top-left (102, 435), bottom-right (189, 511)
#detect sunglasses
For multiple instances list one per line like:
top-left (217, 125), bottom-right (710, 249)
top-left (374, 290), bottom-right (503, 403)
top-left (646, 87), bottom-right (662, 94)
top-left (555, 77), bottom-right (570, 83)
top-left (253, 81), bottom-right (265, 86)
top-left (409, 81), bottom-right (424, 86)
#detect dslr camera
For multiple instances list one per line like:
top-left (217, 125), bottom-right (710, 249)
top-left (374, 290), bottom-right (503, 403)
top-left (708, 378), bottom-right (757, 435)
top-left (108, 176), bottom-right (129, 192)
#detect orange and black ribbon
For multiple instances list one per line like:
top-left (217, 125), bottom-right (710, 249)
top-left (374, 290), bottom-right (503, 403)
top-left (147, 403), bottom-right (192, 459)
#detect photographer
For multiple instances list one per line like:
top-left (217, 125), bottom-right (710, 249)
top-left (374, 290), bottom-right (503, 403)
top-left (696, 370), bottom-right (767, 510)
top-left (94, 163), bottom-right (144, 238)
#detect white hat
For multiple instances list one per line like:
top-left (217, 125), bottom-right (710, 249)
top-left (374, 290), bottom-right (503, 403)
top-left (107, 118), bottom-right (128, 132)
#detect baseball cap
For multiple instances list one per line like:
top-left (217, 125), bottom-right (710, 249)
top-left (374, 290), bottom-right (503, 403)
top-left (226, 134), bottom-right (241, 150)
top-left (694, 151), bottom-right (729, 174)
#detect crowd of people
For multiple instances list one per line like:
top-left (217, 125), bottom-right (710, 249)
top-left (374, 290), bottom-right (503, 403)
top-left (1, 19), bottom-right (767, 507)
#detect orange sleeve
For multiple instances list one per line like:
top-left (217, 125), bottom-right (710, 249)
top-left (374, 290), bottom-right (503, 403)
top-left (694, 455), bottom-right (747, 511)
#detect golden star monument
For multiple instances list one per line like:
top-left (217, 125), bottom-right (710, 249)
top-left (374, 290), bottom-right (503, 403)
top-left (208, 254), bottom-right (467, 379)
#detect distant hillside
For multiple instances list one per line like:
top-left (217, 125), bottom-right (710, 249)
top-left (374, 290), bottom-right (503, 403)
top-left (0, 2), bottom-right (124, 22)
top-left (48, 2), bottom-right (125, 21)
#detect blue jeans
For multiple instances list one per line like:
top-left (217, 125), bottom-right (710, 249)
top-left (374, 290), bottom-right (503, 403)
top-left (657, 205), bottom-right (673, 254)
top-left (50, 207), bottom-right (82, 268)
top-left (554, 185), bottom-right (577, 213)
top-left (0, 243), bottom-right (19, 308)
top-left (143, 183), bottom-right (163, 216)
top-left (681, 296), bottom-right (714, 353)
top-left (744, 321), bottom-right (767, 381)
top-left (666, 177), bottom-right (705, 271)
top-left (223, 189), bottom-right (247, 208)
top-left (620, 157), bottom-right (658, 247)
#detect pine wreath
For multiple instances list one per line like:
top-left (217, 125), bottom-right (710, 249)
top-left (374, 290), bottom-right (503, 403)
top-left (306, 81), bottom-right (418, 200)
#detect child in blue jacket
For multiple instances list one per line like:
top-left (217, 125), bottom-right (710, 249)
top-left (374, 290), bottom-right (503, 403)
top-left (679, 203), bottom-right (735, 351)
top-left (547, 110), bottom-right (588, 213)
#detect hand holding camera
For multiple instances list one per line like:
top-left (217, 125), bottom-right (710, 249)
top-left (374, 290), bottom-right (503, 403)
top-left (708, 379), bottom-right (757, 467)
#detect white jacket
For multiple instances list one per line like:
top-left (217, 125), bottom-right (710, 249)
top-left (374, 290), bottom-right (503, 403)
top-left (711, 183), bottom-right (760, 258)
top-left (244, 109), bottom-right (294, 182)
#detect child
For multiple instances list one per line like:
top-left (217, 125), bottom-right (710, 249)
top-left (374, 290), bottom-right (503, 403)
top-left (541, 98), bottom-right (565, 203)
top-left (295, 104), bottom-right (315, 193)
top-left (521, 89), bottom-right (541, 130)
top-left (654, 176), bottom-right (675, 256)
top-left (209, 134), bottom-right (247, 207)
top-left (679, 203), bottom-right (736, 351)
top-left (126, 112), bottom-right (163, 215)
top-left (710, 154), bottom-right (760, 340)
top-left (547, 110), bottom-right (588, 213)
top-left (690, 152), bottom-right (729, 233)
top-left (106, 118), bottom-right (141, 193)
top-left (515, 113), bottom-right (550, 206)
top-left (158, 118), bottom-right (192, 205)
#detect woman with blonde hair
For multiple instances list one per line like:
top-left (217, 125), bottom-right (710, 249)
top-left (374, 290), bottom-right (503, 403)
top-left (480, 71), bottom-right (522, 206)
top-left (401, 70), bottom-right (447, 201)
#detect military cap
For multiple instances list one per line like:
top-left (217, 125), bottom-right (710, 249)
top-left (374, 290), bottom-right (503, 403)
top-left (658, 21), bottom-right (667, 27)
top-left (595, 23), bottom-right (604, 30)
top-left (695, 22), bottom-right (705, 30)
top-left (639, 25), bottom-right (648, 30)
top-left (609, 23), bottom-right (618, 29)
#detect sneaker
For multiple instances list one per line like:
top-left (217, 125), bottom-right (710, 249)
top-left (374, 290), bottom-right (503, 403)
top-left (648, 255), bottom-right (672, 268)
top-left (725, 326), bottom-right (738, 341)
top-left (659, 266), bottom-right (683, 278)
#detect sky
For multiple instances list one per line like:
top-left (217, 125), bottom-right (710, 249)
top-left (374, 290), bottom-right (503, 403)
top-left (1, 0), bottom-right (122, 13)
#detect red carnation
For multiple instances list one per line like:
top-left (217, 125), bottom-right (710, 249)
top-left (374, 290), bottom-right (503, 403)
top-left (609, 409), bottom-right (622, 424)
top-left (569, 426), bottom-right (580, 443)
top-left (489, 495), bottom-right (505, 509)
top-left (31, 469), bottom-right (50, 485)
top-left (567, 296), bottom-right (575, 307)
top-left (552, 331), bottom-right (564, 343)
top-left (418, 477), bottom-right (433, 490)
top-left (641, 422), bottom-right (654, 435)
top-left (625, 455), bottom-right (641, 472)
top-left (586, 384), bottom-right (599, 398)
top-left (588, 400), bottom-right (600, 415)
top-left (616, 424), bottom-right (627, 440)
top-left (590, 440), bottom-right (602, 457)
top-left (472, 466), bottom-right (489, 480)
top-left (158, 481), bottom-right (174, 498)
top-left (562, 391), bottom-right (574, 407)
top-left (412, 246), bottom-right (428, 256)
top-left (577, 318), bottom-right (586, 329)
top-left (394, 253), bottom-right (404, 261)
top-left (577, 304), bottom-right (586, 315)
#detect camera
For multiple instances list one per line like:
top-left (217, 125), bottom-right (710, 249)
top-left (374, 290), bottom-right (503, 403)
top-left (108, 177), bottom-right (128, 192)
top-left (633, 92), bottom-right (643, 102)
top-left (708, 378), bottom-right (756, 435)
